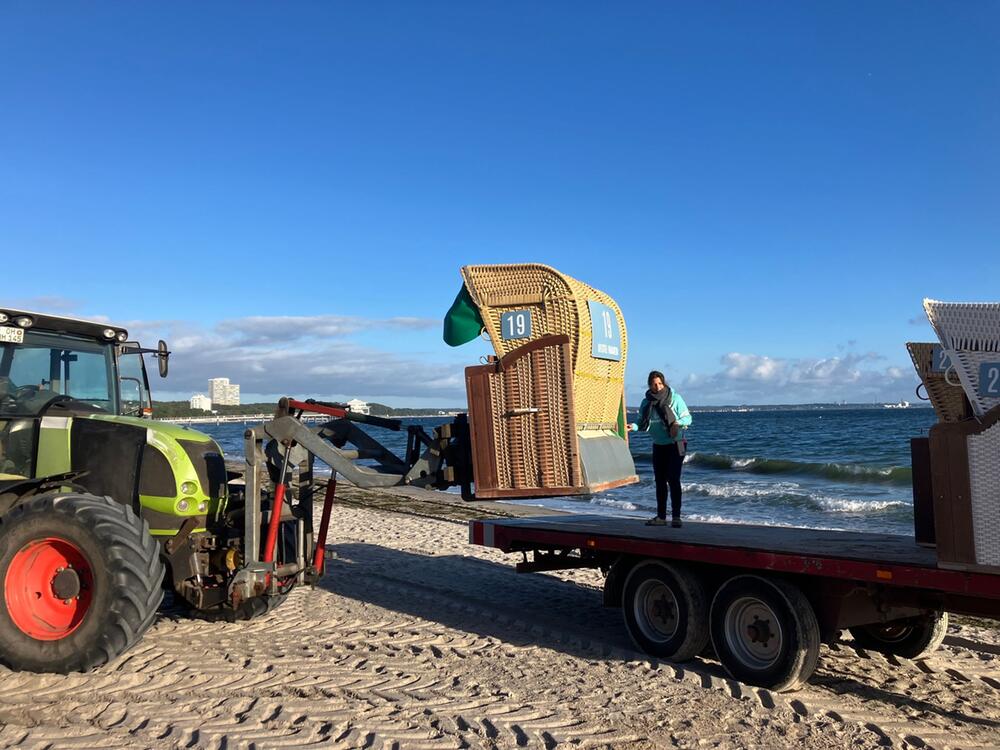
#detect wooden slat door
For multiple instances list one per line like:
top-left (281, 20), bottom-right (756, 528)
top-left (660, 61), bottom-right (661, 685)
top-left (465, 335), bottom-right (581, 499)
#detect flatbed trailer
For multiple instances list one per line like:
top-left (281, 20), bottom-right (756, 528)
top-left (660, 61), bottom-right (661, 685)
top-left (468, 515), bottom-right (1000, 691)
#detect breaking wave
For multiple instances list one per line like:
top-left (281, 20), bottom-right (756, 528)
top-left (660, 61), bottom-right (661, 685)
top-left (684, 481), bottom-right (910, 514)
top-left (684, 452), bottom-right (911, 486)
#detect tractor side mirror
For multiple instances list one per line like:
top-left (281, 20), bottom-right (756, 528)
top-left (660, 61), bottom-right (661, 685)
top-left (157, 339), bottom-right (170, 378)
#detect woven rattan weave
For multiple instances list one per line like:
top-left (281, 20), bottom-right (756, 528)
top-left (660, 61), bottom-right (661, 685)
top-left (968, 419), bottom-right (1000, 566)
top-left (924, 300), bottom-right (1000, 417)
top-left (460, 264), bottom-right (626, 430)
top-left (906, 342), bottom-right (970, 423)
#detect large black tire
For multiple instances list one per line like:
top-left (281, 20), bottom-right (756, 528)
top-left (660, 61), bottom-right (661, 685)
top-left (622, 560), bottom-right (709, 662)
top-left (187, 592), bottom-right (288, 623)
top-left (710, 575), bottom-right (820, 692)
top-left (849, 611), bottom-right (948, 659)
top-left (0, 493), bottom-right (163, 673)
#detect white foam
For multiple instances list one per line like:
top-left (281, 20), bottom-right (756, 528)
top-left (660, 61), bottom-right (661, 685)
top-left (814, 497), bottom-right (909, 513)
top-left (588, 497), bottom-right (640, 511)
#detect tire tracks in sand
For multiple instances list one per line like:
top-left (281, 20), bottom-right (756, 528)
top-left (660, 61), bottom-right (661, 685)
top-left (0, 503), bottom-right (997, 749)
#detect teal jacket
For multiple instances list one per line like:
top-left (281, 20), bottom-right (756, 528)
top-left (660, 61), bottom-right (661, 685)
top-left (630, 390), bottom-right (692, 445)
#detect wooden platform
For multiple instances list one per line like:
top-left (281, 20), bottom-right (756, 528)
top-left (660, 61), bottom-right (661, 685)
top-left (483, 514), bottom-right (939, 568)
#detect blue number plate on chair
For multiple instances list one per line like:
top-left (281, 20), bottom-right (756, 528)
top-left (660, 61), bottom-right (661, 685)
top-left (980, 362), bottom-right (1000, 397)
top-left (930, 345), bottom-right (950, 373)
top-left (500, 310), bottom-right (532, 340)
top-left (588, 301), bottom-right (621, 361)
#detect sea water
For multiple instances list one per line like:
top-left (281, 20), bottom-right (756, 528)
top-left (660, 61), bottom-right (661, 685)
top-left (192, 407), bottom-right (935, 536)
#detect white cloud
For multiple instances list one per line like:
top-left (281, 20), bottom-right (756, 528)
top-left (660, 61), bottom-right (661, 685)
top-left (676, 350), bottom-right (917, 405)
top-left (720, 352), bottom-right (783, 382)
top-left (122, 314), bottom-right (465, 405)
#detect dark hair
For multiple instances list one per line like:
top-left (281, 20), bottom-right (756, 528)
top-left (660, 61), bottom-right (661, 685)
top-left (647, 370), bottom-right (666, 387)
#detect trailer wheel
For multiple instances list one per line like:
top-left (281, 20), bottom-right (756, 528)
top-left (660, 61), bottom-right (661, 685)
top-left (621, 561), bottom-right (709, 661)
top-left (0, 493), bottom-right (163, 673)
top-left (710, 575), bottom-right (820, 691)
top-left (849, 611), bottom-right (948, 659)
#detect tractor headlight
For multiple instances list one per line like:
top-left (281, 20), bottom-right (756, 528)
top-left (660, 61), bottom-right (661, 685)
top-left (197, 501), bottom-right (207, 514)
top-left (116, 331), bottom-right (128, 342)
top-left (14, 316), bottom-right (33, 328)
top-left (180, 481), bottom-right (198, 495)
top-left (102, 328), bottom-right (116, 339)
top-left (176, 498), bottom-right (191, 512)
top-left (0, 313), bottom-right (7, 323)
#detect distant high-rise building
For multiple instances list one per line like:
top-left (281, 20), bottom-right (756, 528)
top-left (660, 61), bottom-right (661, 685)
top-left (208, 377), bottom-right (241, 406)
top-left (347, 398), bottom-right (370, 415)
top-left (189, 394), bottom-right (212, 411)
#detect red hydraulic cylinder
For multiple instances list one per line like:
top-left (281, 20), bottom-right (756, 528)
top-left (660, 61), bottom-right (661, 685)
top-left (262, 481), bottom-right (287, 564)
top-left (312, 474), bottom-right (337, 571)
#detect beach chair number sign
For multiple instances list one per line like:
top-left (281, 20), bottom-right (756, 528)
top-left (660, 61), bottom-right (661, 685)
top-left (501, 310), bottom-right (532, 340)
top-left (930, 345), bottom-right (950, 373)
top-left (588, 301), bottom-right (621, 361)
top-left (981, 363), bottom-right (1000, 398)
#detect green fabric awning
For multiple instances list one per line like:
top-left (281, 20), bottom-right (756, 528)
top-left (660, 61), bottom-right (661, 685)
top-left (443, 285), bottom-right (484, 347)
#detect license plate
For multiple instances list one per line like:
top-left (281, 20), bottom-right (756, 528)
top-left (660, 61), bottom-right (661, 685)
top-left (0, 326), bottom-right (24, 344)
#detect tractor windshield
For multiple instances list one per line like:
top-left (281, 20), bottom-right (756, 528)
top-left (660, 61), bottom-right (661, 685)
top-left (0, 331), bottom-right (117, 417)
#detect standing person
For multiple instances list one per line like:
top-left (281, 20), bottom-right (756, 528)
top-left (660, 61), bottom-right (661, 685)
top-left (628, 371), bottom-right (692, 527)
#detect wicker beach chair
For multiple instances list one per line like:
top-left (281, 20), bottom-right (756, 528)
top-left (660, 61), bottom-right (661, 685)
top-left (922, 300), bottom-right (1000, 569)
top-left (452, 264), bottom-right (637, 498)
top-left (923, 300), bottom-right (1000, 417)
top-left (906, 342), bottom-right (971, 423)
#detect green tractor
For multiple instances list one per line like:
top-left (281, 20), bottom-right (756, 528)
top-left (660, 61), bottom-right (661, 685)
top-left (0, 308), bottom-right (299, 673)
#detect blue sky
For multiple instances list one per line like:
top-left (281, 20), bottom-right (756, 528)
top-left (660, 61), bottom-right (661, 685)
top-left (2, 2), bottom-right (997, 406)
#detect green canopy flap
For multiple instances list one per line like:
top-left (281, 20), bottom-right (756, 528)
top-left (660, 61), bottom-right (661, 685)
top-left (443, 285), bottom-right (484, 347)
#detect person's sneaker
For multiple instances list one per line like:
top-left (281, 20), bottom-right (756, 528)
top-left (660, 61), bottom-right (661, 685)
top-left (671, 516), bottom-right (683, 528)
top-left (645, 516), bottom-right (668, 526)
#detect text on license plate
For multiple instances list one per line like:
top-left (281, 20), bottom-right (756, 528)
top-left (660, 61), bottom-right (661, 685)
top-left (0, 326), bottom-right (24, 344)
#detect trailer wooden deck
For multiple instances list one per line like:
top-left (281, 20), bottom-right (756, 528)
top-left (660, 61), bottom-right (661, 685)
top-left (470, 514), bottom-right (1000, 603)
top-left (474, 515), bottom-right (937, 566)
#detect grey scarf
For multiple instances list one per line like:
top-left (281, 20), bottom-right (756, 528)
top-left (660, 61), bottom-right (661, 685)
top-left (638, 387), bottom-right (676, 432)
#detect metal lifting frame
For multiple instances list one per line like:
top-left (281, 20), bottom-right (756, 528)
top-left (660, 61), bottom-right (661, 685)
top-left (240, 397), bottom-right (466, 597)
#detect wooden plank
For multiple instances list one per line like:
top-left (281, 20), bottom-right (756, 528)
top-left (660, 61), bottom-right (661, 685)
top-left (910, 437), bottom-right (935, 547)
top-left (473, 485), bottom-right (582, 500)
top-left (929, 423), bottom-right (958, 562)
top-left (945, 429), bottom-right (977, 564)
top-left (465, 364), bottom-right (499, 495)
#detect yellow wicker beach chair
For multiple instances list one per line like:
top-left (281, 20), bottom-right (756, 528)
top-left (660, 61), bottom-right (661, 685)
top-left (445, 264), bottom-right (638, 498)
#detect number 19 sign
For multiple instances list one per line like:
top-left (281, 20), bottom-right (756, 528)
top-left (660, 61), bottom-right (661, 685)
top-left (588, 301), bottom-right (621, 361)
top-left (500, 309), bottom-right (532, 340)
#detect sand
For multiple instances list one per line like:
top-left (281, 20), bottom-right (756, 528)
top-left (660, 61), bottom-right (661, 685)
top-left (0, 488), bottom-right (998, 749)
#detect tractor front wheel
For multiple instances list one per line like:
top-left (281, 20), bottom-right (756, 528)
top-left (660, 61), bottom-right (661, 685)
top-left (0, 493), bottom-right (163, 673)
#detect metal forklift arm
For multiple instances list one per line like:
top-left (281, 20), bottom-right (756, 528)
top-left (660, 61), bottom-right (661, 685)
top-left (264, 416), bottom-right (406, 489)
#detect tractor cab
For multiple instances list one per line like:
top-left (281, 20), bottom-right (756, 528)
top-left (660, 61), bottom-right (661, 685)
top-left (0, 308), bottom-right (169, 479)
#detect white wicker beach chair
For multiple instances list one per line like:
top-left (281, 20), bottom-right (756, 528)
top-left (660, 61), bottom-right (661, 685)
top-left (923, 299), bottom-right (1000, 567)
top-left (923, 299), bottom-right (1000, 417)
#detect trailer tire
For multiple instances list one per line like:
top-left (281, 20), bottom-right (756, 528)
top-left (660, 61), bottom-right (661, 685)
top-left (0, 493), bottom-right (163, 673)
top-left (710, 575), bottom-right (820, 692)
top-left (622, 561), bottom-right (709, 661)
top-left (849, 611), bottom-right (948, 659)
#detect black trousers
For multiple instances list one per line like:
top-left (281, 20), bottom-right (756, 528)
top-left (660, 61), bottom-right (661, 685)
top-left (652, 442), bottom-right (684, 519)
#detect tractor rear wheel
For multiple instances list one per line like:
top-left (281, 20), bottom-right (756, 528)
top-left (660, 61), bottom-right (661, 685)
top-left (0, 493), bottom-right (163, 673)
